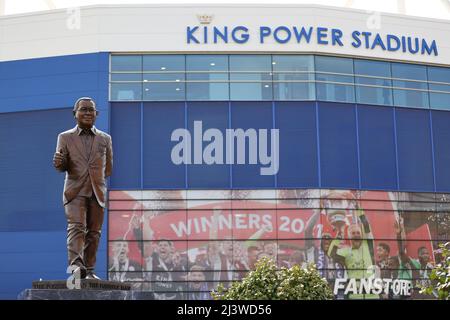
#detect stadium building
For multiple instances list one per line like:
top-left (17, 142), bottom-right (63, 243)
top-left (0, 4), bottom-right (449, 299)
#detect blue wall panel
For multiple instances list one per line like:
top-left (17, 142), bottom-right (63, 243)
top-left (0, 52), bottom-right (109, 113)
top-left (0, 231), bottom-right (107, 299)
top-left (318, 102), bottom-right (359, 189)
top-left (0, 72), bottom-right (99, 98)
top-left (230, 102), bottom-right (276, 188)
top-left (0, 52), bottom-right (109, 299)
top-left (143, 102), bottom-right (186, 188)
top-left (395, 108), bottom-right (434, 191)
top-left (275, 101), bottom-right (318, 188)
top-left (357, 104), bottom-right (397, 190)
top-left (0, 53), bottom-right (102, 79)
top-left (187, 102), bottom-right (230, 188)
top-left (110, 103), bottom-right (141, 189)
top-left (0, 108), bottom-right (108, 299)
top-left (431, 110), bottom-right (450, 192)
top-left (0, 109), bottom-right (73, 232)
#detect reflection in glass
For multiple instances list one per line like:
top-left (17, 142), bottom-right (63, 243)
top-left (143, 55), bottom-right (185, 71)
top-left (230, 82), bottom-right (273, 100)
top-left (109, 54), bottom-right (450, 109)
top-left (392, 63), bottom-right (429, 108)
top-left (186, 55), bottom-right (228, 71)
top-left (272, 56), bottom-right (315, 101)
top-left (428, 66), bottom-right (450, 110)
top-left (229, 55), bottom-right (271, 72)
top-left (143, 83), bottom-right (185, 100)
top-left (111, 55), bottom-right (142, 71)
top-left (110, 73), bottom-right (142, 82)
top-left (229, 55), bottom-right (272, 100)
top-left (110, 83), bottom-right (142, 100)
top-left (354, 59), bottom-right (392, 106)
top-left (186, 55), bottom-right (229, 100)
top-left (315, 56), bottom-right (355, 103)
top-left (187, 83), bottom-right (229, 100)
top-left (273, 72), bottom-right (315, 100)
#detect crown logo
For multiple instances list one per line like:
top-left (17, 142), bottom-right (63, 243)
top-left (197, 14), bottom-right (214, 24)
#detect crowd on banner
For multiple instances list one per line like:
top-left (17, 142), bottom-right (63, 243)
top-left (108, 190), bottom-right (446, 300)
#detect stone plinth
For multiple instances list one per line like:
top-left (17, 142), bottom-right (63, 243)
top-left (18, 279), bottom-right (155, 300)
top-left (32, 279), bottom-right (131, 290)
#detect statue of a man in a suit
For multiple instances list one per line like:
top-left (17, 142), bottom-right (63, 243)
top-left (53, 97), bottom-right (113, 280)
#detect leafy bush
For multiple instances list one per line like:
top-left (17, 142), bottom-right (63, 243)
top-left (420, 242), bottom-right (450, 300)
top-left (212, 257), bottom-right (333, 300)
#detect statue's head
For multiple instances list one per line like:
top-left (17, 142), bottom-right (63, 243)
top-left (73, 97), bottom-right (98, 128)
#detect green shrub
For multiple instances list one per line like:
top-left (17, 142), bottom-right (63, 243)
top-left (420, 242), bottom-right (450, 300)
top-left (212, 257), bottom-right (333, 300)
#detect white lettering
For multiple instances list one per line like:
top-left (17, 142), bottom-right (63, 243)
top-left (372, 278), bottom-right (383, 294)
top-left (171, 129), bottom-right (191, 165)
top-left (334, 278), bottom-right (347, 295)
top-left (203, 128), bottom-right (223, 164)
top-left (171, 121), bottom-right (280, 175)
top-left (359, 278), bottom-right (372, 294)
top-left (334, 278), bottom-right (413, 297)
top-left (344, 278), bottom-right (358, 295)
top-left (383, 278), bottom-right (392, 294)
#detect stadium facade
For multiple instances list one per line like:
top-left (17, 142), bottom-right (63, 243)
top-left (0, 4), bottom-right (449, 299)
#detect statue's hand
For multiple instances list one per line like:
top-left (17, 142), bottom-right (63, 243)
top-left (53, 150), bottom-right (66, 168)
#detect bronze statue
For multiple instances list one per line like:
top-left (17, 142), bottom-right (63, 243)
top-left (53, 97), bottom-right (113, 280)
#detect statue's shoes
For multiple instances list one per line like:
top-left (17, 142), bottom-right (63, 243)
top-left (86, 272), bottom-right (101, 280)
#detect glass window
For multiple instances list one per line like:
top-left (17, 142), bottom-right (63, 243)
top-left (109, 55), bottom-right (449, 107)
top-left (273, 82), bottom-right (315, 100)
top-left (143, 73), bottom-right (185, 82)
top-left (110, 83), bottom-right (142, 100)
top-left (140, 55), bottom-right (186, 100)
top-left (392, 62), bottom-right (427, 80)
top-left (187, 82), bottom-right (229, 100)
top-left (392, 63), bottom-right (429, 108)
top-left (230, 72), bottom-right (272, 81)
top-left (428, 66), bottom-right (450, 111)
top-left (229, 55), bottom-right (271, 72)
top-left (110, 73), bottom-right (142, 82)
top-left (272, 55), bottom-right (314, 72)
top-left (229, 55), bottom-right (271, 81)
top-left (111, 55), bottom-right (142, 71)
top-left (230, 83), bottom-right (273, 100)
top-left (315, 55), bottom-right (354, 74)
top-left (272, 55), bottom-right (315, 100)
top-left (230, 55), bottom-right (272, 100)
top-left (143, 55), bottom-right (185, 71)
top-left (110, 56), bottom-right (143, 101)
top-left (143, 82), bottom-right (185, 101)
top-left (354, 59), bottom-right (392, 106)
top-left (186, 55), bottom-right (229, 100)
top-left (186, 55), bottom-right (228, 72)
top-left (315, 56), bottom-right (355, 103)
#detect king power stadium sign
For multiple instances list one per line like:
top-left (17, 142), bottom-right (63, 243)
top-left (186, 25), bottom-right (438, 56)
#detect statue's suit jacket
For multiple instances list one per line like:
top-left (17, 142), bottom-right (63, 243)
top-left (55, 126), bottom-right (113, 208)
